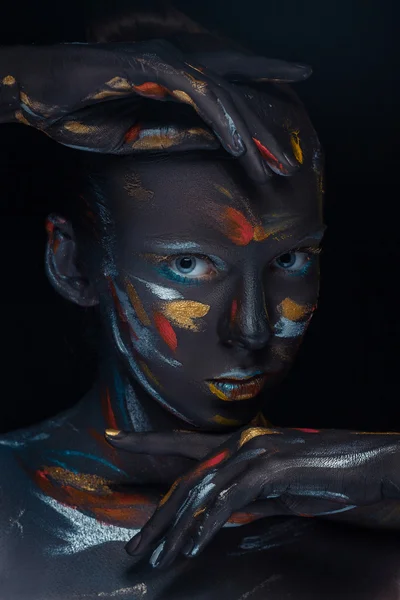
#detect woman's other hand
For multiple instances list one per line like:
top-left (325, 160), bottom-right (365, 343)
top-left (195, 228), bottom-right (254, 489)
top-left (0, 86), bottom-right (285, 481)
top-left (0, 41), bottom-right (310, 182)
top-left (105, 426), bottom-right (400, 568)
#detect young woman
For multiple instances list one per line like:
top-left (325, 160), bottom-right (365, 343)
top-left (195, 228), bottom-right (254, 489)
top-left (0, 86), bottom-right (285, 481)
top-left (1, 4), bottom-right (399, 599)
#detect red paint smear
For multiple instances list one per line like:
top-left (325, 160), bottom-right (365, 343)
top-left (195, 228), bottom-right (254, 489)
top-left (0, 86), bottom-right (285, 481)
top-left (32, 468), bottom-right (159, 528)
top-left (224, 207), bottom-right (254, 246)
top-left (107, 277), bottom-right (138, 341)
top-left (228, 512), bottom-right (259, 525)
top-left (133, 82), bottom-right (169, 99)
top-left (153, 312), bottom-right (177, 351)
top-left (101, 387), bottom-right (118, 430)
top-left (191, 448), bottom-right (230, 479)
top-left (124, 123), bottom-right (141, 144)
top-left (53, 238), bottom-right (60, 254)
top-left (230, 299), bottom-right (238, 324)
top-left (293, 428), bottom-right (320, 433)
top-left (252, 137), bottom-right (287, 174)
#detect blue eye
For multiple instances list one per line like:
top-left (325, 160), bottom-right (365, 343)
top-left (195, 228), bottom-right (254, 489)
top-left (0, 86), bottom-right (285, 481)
top-left (157, 254), bottom-right (220, 285)
top-left (271, 250), bottom-right (317, 276)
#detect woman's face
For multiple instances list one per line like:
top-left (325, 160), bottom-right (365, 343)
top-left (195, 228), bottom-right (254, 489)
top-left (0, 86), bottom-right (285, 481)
top-left (92, 149), bottom-right (324, 430)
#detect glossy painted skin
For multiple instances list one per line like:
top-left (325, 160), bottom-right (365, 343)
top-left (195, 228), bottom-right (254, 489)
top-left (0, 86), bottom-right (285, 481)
top-left (2, 42), bottom-right (400, 600)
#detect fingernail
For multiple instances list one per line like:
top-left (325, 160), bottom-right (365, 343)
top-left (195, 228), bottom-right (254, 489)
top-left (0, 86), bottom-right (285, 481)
top-left (182, 537), bottom-right (194, 557)
top-left (125, 534), bottom-right (141, 555)
top-left (105, 429), bottom-right (124, 439)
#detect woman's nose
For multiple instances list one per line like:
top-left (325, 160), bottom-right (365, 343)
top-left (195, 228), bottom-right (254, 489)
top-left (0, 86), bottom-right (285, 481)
top-left (220, 280), bottom-right (272, 351)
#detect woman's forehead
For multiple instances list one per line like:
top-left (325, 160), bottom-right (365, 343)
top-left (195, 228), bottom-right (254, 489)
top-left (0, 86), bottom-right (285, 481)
top-left (106, 154), bottom-right (322, 222)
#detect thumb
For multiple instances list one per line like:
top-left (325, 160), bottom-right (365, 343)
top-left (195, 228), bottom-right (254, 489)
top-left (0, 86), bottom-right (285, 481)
top-left (104, 429), bottom-right (230, 460)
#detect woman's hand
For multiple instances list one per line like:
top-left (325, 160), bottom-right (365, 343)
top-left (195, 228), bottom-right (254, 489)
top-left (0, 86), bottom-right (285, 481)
top-left (105, 426), bottom-right (400, 568)
top-left (0, 41), bottom-right (310, 182)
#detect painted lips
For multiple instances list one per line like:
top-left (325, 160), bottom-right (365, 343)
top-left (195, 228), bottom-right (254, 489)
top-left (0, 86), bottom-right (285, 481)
top-left (207, 374), bottom-right (268, 401)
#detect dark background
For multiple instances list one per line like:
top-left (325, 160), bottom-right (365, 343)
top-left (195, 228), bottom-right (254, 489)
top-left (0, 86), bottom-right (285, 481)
top-left (0, 0), bottom-right (398, 433)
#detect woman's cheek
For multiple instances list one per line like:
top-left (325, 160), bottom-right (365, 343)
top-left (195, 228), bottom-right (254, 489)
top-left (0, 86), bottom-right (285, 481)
top-left (272, 297), bottom-right (317, 339)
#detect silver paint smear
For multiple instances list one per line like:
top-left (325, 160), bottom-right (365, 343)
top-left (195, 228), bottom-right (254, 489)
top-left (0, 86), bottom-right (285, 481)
top-left (131, 276), bottom-right (183, 300)
top-left (231, 519), bottom-right (313, 556)
top-left (36, 492), bottom-right (140, 556)
top-left (150, 540), bottom-right (165, 567)
top-left (274, 316), bottom-right (307, 338)
top-left (237, 574), bottom-right (282, 599)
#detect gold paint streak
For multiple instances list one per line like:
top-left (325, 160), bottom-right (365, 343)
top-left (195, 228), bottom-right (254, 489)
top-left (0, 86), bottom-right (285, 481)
top-left (214, 184), bottom-right (233, 199)
top-left (132, 132), bottom-right (185, 151)
top-left (15, 110), bottom-right (30, 126)
top-left (124, 173), bottom-right (154, 201)
top-left (45, 466), bottom-right (112, 494)
top-left (159, 477), bottom-right (182, 506)
top-left (184, 72), bottom-right (207, 94)
top-left (106, 77), bottom-right (132, 91)
top-left (212, 415), bottom-right (242, 427)
top-left (20, 91), bottom-right (31, 106)
top-left (139, 360), bottom-right (161, 388)
top-left (239, 427), bottom-right (282, 448)
top-left (193, 507), bottom-right (206, 518)
top-left (253, 219), bottom-right (297, 243)
top-left (90, 90), bottom-right (129, 100)
top-left (187, 127), bottom-right (214, 141)
top-left (208, 383), bottom-right (229, 401)
top-left (279, 298), bottom-right (309, 321)
top-left (162, 300), bottom-right (210, 331)
top-left (64, 121), bottom-right (97, 134)
top-left (290, 130), bottom-right (303, 164)
top-left (184, 62), bottom-right (206, 75)
top-left (170, 90), bottom-right (197, 108)
top-left (126, 280), bottom-right (151, 326)
top-left (2, 75), bottom-right (16, 86)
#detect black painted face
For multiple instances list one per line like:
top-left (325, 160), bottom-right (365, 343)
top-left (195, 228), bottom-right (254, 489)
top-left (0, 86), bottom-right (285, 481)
top-left (90, 134), bottom-right (324, 429)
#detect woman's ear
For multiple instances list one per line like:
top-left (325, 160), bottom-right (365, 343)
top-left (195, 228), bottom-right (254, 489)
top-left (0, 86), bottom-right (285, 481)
top-left (45, 214), bottom-right (99, 307)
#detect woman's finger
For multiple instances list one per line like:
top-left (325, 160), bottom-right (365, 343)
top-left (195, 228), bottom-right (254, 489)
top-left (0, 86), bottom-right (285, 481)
top-left (105, 430), bottom-right (230, 459)
top-left (188, 52), bottom-right (312, 83)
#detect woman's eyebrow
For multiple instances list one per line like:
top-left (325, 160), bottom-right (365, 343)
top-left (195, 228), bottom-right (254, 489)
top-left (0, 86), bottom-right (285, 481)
top-left (292, 226), bottom-right (327, 246)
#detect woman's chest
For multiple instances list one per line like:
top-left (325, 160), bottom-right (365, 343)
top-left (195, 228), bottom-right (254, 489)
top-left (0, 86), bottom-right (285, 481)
top-left (5, 506), bottom-right (400, 600)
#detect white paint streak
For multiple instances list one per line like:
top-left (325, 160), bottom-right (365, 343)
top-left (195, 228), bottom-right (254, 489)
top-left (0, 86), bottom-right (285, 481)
top-left (150, 540), bottom-right (165, 567)
top-left (237, 574), bottom-right (282, 599)
top-left (36, 492), bottom-right (140, 556)
top-left (132, 276), bottom-right (183, 300)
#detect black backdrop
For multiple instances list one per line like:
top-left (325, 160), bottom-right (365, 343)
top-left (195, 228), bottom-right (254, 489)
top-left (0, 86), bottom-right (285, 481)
top-left (0, 0), bottom-right (398, 433)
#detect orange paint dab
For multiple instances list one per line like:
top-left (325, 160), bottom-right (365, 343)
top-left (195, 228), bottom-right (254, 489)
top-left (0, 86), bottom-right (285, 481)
top-left (224, 207), bottom-right (254, 246)
top-left (133, 82), bottom-right (169, 98)
top-left (230, 299), bottom-right (238, 323)
top-left (252, 137), bottom-right (286, 174)
top-left (153, 312), bottom-right (178, 351)
top-left (124, 123), bottom-right (141, 144)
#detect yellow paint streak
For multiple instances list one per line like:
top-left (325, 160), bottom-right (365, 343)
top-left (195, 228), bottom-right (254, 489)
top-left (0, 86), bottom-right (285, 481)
top-left (170, 90), bottom-right (197, 109)
top-left (132, 132), bottom-right (185, 151)
top-left (350, 431), bottom-right (400, 435)
top-left (279, 298), bottom-right (309, 321)
top-left (193, 507), bottom-right (206, 518)
top-left (159, 477), bottom-right (182, 506)
top-left (184, 72), bottom-right (207, 94)
top-left (106, 77), bottom-right (132, 91)
top-left (64, 121), bottom-right (97, 134)
top-left (2, 75), bottom-right (16, 86)
top-left (15, 110), bottom-right (30, 126)
top-left (239, 427), bottom-right (282, 448)
top-left (139, 360), bottom-right (161, 388)
top-left (162, 300), bottom-right (210, 332)
top-left (208, 383), bottom-right (229, 401)
top-left (187, 127), bottom-right (215, 141)
top-left (90, 90), bottom-right (129, 100)
top-left (124, 173), bottom-right (154, 201)
top-left (212, 415), bottom-right (242, 427)
top-left (44, 466), bottom-right (112, 494)
top-left (253, 219), bottom-right (297, 242)
top-left (290, 130), bottom-right (303, 164)
top-left (126, 280), bottom-right (151, 326)
top-left (214, 184), bottom-right (233, 199)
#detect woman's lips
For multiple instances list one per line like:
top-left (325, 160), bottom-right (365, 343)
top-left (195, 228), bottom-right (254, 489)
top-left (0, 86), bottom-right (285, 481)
top-left (207, 374), bottom-right (268, 401)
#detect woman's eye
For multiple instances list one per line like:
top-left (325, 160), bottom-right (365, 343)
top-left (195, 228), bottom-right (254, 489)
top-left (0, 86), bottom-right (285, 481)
top-left (167, 255), bottom-right (217, 281)
top-left (271, 251), bottom-right (312, 274)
